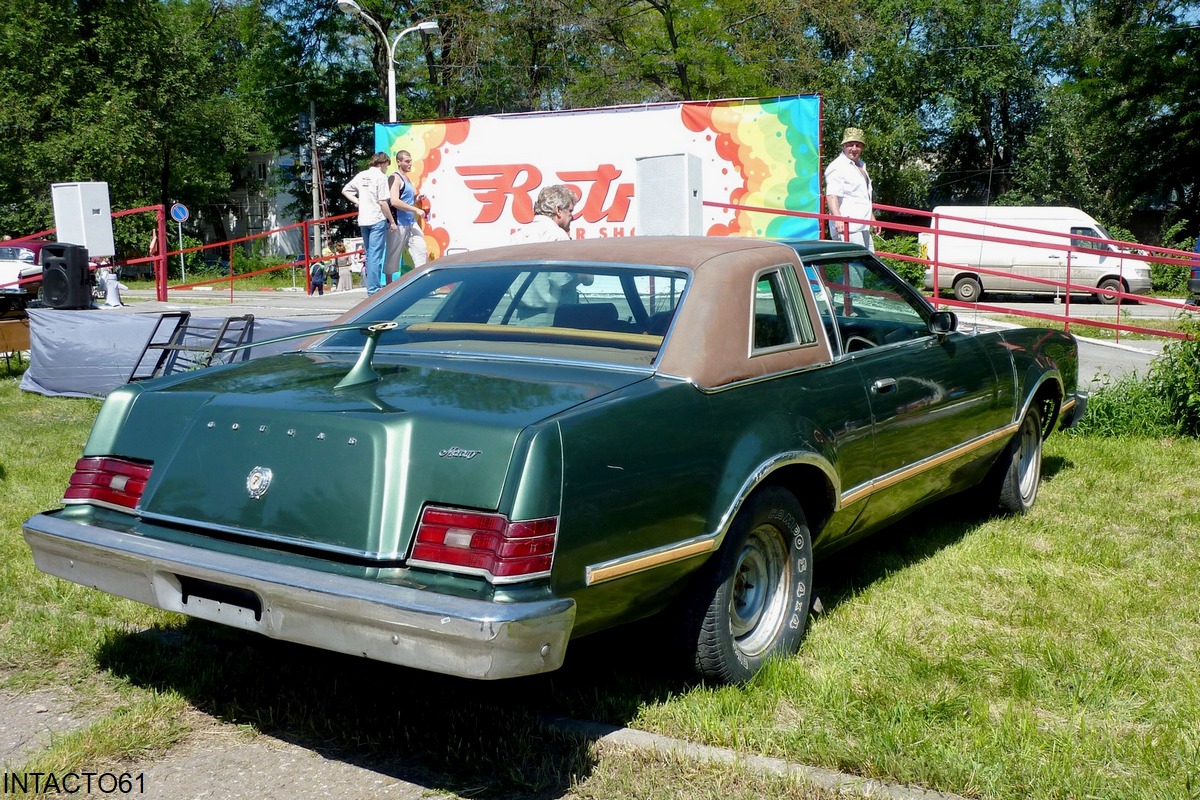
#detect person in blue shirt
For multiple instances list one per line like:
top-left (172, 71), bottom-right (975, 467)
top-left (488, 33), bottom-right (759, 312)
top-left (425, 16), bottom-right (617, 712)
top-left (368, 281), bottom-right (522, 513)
top-left (384, 150), bottom-right (429, 282)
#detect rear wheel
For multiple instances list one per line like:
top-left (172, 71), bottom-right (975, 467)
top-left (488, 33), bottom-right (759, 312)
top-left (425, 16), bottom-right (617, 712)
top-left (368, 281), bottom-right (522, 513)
top-left (993, 407), bottom-right (1044, 515)
top-left (681, 486), bottom-right (813, 683)
top-left (954, 276), bottom-right (982, 303)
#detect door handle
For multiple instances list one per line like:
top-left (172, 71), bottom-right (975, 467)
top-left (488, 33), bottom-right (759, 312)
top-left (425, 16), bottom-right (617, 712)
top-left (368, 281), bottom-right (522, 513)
top-left (871, 378), bottom-right (897, 394)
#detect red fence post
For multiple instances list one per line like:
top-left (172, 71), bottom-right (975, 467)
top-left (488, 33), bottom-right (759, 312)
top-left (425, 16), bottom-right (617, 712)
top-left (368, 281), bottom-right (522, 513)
top-left (156, 205), bottom-right (168, 302)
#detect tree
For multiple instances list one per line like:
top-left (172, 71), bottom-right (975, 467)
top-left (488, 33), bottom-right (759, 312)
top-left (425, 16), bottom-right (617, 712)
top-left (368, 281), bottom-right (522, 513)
top-left (1011, 0), bottom-right (1199, 237)
top-left (0, 0), bottom-right (278, 254)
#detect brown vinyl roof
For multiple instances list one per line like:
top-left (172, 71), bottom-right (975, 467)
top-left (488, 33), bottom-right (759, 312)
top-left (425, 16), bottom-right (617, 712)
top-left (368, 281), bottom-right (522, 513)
top-left (429, 236), bottom-right (837, 389)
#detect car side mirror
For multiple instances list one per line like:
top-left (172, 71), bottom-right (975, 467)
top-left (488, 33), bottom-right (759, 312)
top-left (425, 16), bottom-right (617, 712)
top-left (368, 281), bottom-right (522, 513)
top-left (929, 310), bottom-right (957, 337)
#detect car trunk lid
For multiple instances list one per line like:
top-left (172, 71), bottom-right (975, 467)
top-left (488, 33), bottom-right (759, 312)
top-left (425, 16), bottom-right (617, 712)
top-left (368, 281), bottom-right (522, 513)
top-left (133, 353), bottom-right (644, 560)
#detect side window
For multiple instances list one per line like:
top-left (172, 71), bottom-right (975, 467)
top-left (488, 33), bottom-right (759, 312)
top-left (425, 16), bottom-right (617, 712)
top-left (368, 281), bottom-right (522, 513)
top-left (1071, 227), bottom-right (1103, 251)
top-left (752, 270), bottom-right (810, 352)
top-left (811, 257), bottom-right (930, 355)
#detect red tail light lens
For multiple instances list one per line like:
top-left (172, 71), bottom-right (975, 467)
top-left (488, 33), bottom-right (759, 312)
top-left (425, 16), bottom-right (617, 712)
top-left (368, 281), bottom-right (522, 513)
top-left (409, 507), bottom-right (557, 584)
top-left (64, 457), bottom-right (152, 510)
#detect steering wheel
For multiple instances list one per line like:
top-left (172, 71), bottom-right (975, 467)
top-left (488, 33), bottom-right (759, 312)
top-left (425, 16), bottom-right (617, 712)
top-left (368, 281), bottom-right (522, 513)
top-left (844, 335), bottom-right (876, 353)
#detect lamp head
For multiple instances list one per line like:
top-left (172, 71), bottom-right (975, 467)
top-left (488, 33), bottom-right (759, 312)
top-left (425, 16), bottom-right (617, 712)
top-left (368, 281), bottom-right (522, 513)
top-left (335, 0), bottom-right (363, 17)
top-left (416, 20), bottom-right (439, 34)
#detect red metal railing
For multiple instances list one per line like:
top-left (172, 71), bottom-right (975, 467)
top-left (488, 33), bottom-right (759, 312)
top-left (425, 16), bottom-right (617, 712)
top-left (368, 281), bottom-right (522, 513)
top-left (704, 198), bottom-right (1196, 343)
top-left (8, 197), bottom-right (1195, 345)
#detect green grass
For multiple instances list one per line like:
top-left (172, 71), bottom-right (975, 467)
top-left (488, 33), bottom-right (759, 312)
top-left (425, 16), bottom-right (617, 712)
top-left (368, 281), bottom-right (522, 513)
top-left (2, 360), bottom-right (1198, 799)
top-left (615, 436), bottom-right (1200, 799)
top-left (121, 260), bottom-right (316, 293)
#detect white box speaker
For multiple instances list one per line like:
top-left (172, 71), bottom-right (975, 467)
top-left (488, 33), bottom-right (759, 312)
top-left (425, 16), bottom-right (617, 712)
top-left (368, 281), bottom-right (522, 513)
top-left (635, 154), bottom-right (702, 236)
top-left (52, 182), bottom-right (116, 258)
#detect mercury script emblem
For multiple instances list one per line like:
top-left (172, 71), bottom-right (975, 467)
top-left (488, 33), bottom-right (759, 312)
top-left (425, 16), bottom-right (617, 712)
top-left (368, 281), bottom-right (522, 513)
top-left (246, 466), bottom-right (273, 499)
top-left (439, 447), bottom-right (482, 460)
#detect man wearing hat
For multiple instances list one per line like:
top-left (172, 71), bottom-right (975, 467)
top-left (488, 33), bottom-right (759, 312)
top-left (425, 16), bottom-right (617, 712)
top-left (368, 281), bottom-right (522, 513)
top-left (824, 127), bottom-right (876, 250)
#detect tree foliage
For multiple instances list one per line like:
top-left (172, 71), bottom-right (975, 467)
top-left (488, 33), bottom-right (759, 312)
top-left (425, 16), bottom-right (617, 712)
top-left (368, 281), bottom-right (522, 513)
top-left (0, 0), bottom-right (283, 253)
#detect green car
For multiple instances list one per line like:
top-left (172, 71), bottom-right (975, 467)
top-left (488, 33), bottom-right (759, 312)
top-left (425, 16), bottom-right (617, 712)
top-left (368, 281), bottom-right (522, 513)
top-left (23, 237), bottom-right (1084, 683)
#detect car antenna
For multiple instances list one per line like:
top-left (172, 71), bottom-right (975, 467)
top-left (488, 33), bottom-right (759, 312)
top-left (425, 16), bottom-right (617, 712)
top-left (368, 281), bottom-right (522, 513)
top-left (335, 322), bottom-right (399, 390)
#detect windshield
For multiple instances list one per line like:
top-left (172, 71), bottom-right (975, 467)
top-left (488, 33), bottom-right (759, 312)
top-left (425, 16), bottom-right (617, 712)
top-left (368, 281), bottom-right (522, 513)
top-left (321, 263), bottom-right (689, 366)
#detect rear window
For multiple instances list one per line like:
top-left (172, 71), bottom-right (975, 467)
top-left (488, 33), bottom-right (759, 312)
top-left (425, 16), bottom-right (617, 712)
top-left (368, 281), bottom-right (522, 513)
top-left (321, 264), bottom-right (689, 366)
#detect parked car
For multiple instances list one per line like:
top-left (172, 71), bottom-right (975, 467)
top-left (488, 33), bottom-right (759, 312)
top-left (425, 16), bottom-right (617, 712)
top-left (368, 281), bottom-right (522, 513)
top-left (23, 237), bottom-right (1085, 683)
top-left (0, 243), bottom-right (44, 310)
top-left (198, 253), bottom-right (231, 274)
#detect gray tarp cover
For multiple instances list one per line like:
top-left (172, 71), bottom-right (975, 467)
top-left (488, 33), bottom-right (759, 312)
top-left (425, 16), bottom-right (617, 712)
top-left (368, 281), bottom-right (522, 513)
top-left (19, 309), bottom-right (336, 398)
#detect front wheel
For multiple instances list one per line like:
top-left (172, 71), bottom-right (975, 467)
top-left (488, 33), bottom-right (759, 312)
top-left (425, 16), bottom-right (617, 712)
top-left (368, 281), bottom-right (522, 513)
top-left (683, 486), bottom-right (813, 683)
top-left (1096, 278), bottom-right (1123, 305)
top-left (994, 407), bottom-right (1044, 515)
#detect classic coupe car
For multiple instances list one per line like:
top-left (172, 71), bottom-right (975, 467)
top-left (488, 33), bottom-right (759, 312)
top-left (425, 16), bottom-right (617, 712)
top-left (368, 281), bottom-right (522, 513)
top-left (23, 237), bottom-right (1084, 683)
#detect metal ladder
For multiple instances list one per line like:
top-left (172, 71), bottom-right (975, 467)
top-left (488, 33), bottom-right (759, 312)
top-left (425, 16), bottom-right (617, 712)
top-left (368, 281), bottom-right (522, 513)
top-left (128, 311), bottom-right (255, 382)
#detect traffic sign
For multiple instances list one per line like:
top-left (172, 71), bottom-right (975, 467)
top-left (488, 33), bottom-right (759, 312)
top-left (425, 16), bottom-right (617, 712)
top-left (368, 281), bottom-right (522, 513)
top-left (170, 203), bottom-right (189, 223)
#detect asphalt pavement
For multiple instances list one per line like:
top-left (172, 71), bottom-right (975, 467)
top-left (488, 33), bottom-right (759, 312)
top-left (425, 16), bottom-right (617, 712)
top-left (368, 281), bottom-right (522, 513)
top-left (106, 285), bottom-right (364, 320)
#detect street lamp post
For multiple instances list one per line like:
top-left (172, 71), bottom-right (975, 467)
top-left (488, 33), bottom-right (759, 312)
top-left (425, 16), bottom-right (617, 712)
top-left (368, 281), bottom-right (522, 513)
top-left (335, 0), bottom-right (438, 123)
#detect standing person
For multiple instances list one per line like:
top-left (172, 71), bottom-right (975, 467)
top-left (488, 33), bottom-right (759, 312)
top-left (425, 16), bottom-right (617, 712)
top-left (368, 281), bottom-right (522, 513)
top-left (334, 242), bottom-right (353, 292)
top-left (384, 150), bottom-right (429, 283)
top-left (519, 184), bottom-right (576, 243)
top-left (308, 258), bottom-right (326, 296)
top-left (824, 127), bottom-right (876, 251)
top-left (320, 244), bottom-right (337, 292)
top-left (341, 152), bottom-right (397, 296)
top-left (514, 185), bottom-right (591, 324)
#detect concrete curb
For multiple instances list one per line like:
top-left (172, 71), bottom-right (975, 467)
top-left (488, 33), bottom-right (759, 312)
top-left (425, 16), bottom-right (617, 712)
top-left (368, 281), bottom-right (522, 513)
top-left (543, 715), bottom-right (970, 800)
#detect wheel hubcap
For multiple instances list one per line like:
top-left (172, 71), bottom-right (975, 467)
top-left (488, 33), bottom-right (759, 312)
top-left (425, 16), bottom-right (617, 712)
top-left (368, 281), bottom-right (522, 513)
top-left (729, 525), bottom-right (789, 657)
top-left (1016, 414), bottom-right (1042, 502)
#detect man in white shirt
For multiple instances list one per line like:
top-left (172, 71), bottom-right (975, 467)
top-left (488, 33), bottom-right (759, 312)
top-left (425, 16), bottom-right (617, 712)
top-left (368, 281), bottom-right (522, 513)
top-left (518, 184), bottom-right (576, 243)
top-left (515, 185), bottom-right (592, 323)
top-left (341, 152), bottom-right (397, 295)
top-left (824, 127), bottom-right (876, 251)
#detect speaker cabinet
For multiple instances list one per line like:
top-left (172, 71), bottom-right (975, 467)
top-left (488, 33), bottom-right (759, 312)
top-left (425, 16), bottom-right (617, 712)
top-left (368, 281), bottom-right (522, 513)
top-left (635, 153), bottom-right (703, 236)
top-left (40, 243), bottom-right (92, 310)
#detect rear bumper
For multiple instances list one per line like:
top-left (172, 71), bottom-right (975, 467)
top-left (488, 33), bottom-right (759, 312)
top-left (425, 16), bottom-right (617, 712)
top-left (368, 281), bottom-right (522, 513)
top-left (23, 511), bottom-right (575, 680)
top-left (1125, 275), bottom-right (1153, 295)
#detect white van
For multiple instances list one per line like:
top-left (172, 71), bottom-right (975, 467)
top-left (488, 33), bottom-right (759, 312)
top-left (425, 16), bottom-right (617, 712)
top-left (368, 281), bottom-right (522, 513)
top-left (919, 206), bottom-right (1152, 304)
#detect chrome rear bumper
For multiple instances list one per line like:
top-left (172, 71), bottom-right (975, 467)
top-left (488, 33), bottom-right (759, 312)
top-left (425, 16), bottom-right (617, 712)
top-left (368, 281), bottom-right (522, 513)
top-left (23, 511), bottom-right (575, 680)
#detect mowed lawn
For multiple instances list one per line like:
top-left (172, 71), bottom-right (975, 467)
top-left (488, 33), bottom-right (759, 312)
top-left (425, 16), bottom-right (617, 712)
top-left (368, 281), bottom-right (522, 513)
top-left (1, 366), bottom-right (1197, 799)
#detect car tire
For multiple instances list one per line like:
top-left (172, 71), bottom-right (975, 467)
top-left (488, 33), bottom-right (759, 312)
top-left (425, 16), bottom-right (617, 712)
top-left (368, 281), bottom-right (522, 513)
top-left (682, 486), bottom-right (813, 683)
top-left (1096, 278), bottom-right (1123, 305)
top-left (993, 406), bottom-right (1044, 515)
top-left (954, 276), bottom-right (982, 303)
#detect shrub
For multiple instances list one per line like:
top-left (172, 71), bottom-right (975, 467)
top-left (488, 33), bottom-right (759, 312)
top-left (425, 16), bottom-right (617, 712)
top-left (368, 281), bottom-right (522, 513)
top-left (1071, 318), bottom-right (1200, 439)
top-left (1151, 261), bottom-right (1189, 294)
top-left (878, 234), bottom-right (925, 289)
top-left (1068, 372), bottom-right (1174, 438)
top-left (1155, 231), bottom-right (1196, 295)
top-left (1149, 317), bottom-right (1200, 437)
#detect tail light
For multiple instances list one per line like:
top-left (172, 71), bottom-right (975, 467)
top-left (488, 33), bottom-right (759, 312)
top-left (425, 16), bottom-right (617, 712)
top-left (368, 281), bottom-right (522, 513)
top-left (409, 507), bottom-right (557, 584)
top-left (64, 457), bottom-right (152, 511)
